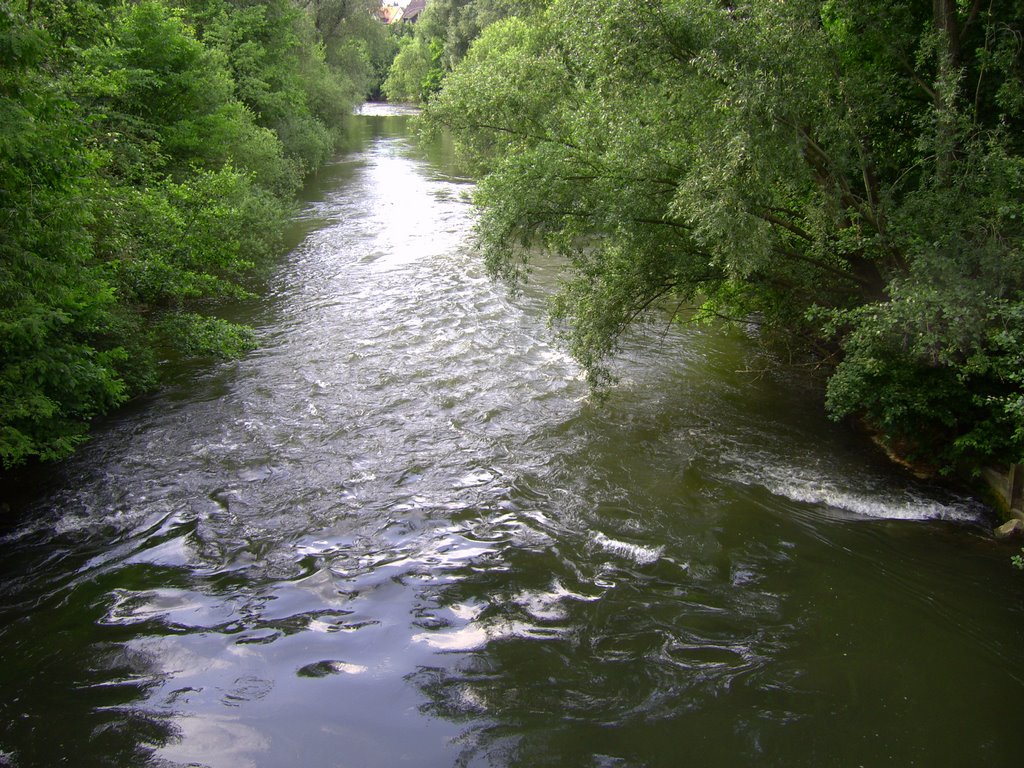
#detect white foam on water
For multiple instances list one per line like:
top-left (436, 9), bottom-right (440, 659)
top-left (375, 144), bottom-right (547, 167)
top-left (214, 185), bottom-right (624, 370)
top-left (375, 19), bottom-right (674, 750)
top-left (514, 580), bottom-right (603, 622)
top-left (729, 461), bottom-right (984, 523)
top-left (413, 619), bottom-right (566, 652)
top-left (449, 602), bottom-right (485, 621)
top-left (592, 531), bottom-right (664, 565)
top-left (412, 624), bottom-right (490, 651)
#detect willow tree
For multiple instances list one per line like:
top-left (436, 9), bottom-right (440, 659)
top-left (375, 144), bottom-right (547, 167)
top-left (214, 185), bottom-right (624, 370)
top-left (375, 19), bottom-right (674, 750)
top-left (427, 0), bottom-right (1024, 474)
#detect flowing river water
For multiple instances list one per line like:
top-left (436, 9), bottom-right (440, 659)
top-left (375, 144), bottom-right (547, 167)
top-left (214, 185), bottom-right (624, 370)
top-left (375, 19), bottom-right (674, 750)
top-left (1, 106), bottom-right (1023, 767)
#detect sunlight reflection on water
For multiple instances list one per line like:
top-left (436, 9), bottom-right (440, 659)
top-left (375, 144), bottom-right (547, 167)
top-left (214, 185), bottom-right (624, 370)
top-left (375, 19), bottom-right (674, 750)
top-left (0, 107), bottom-right (1019, 768)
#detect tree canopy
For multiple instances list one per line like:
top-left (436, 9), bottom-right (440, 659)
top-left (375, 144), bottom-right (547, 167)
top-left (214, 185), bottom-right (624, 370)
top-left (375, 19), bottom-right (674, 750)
top-left (426, 0), bottom-right (1024, 475)
top-left (382, 0), bottom-right (539, 102)
top-left (1, 0), bottom-right (390, 468)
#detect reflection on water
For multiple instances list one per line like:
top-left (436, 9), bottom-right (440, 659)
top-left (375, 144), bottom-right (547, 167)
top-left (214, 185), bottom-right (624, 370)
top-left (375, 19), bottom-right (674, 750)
top-left (0, 109), bottom-right (1021, 768)
top-left (355, 101), bottom-right (421, 117)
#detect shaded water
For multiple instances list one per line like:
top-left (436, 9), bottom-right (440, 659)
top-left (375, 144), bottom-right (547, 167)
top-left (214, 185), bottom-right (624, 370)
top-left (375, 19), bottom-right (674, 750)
top-left (1, 107), bottom-right (1022, 767)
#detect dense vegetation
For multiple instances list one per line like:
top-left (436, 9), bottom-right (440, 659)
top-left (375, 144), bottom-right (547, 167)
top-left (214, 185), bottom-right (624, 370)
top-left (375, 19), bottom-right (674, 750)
top-left (0, 0), bottom-right (392, 468)
top-left (7, 0), bottom-right (1022, 481)
top-left (423, 0), bottom-right (1024, 477)
top-left (382, 0), bottom-right (537, 102)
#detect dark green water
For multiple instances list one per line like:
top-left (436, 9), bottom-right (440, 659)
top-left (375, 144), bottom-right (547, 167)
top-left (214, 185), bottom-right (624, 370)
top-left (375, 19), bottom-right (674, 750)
top-left (1, 106), bottom-right (1022, 768)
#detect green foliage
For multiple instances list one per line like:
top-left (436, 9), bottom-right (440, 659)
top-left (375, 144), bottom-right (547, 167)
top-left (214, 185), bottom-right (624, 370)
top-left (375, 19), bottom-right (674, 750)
top-left (382, 34), bottom-right (438, 102)
top-left (1, 3), bottom-right (129, 466)
top-left (155, 313), bottom-right (257, 358)
top-left (95, 167), bottom-right (283, 307)
top-left (0, 0), bottom-right (384, 468)
top-left (382, 0), bottom-right (537, 103)
top-left (74, 1), bottom-right (301, 194)
top-left (319, 0), bottom-right (397, 101)
top-left (428, 0), bottom-right (1024, 475)
top-left (190, 0), bottom-right (361, 176)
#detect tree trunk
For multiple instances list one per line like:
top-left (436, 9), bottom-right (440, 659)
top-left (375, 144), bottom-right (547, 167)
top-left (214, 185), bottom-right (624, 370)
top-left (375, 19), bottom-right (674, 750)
top-left (933, 0), bottom-right (961, 68)
top-left (933, 0), bottom-right (961, 183)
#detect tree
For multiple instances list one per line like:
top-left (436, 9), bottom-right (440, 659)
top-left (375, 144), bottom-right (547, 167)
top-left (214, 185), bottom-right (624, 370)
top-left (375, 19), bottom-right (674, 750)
top-left (382, 34), bottom-right (440, 102)
top-left (1, 4), bottom-right (128, 465)
top-left (1, 0), bottom-right (387, 468)
top-left (427, 0), bottom-right (1024, 474)
top-left (382, 0), bottom-right (540, 103)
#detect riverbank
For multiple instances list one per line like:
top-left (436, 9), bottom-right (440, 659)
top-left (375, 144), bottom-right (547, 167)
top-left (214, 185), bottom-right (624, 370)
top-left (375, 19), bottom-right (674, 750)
top-left (985, 463), bottom-right (1024, 537)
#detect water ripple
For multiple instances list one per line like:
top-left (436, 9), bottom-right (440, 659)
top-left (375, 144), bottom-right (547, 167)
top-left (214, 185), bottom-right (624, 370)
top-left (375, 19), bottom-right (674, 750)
top-left (0, 118), bottom-right (1018, 768)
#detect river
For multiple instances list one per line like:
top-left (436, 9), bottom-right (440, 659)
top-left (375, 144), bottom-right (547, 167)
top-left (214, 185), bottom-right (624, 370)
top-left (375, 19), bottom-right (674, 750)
top-left (1, 105), bottom-right (1022, 768)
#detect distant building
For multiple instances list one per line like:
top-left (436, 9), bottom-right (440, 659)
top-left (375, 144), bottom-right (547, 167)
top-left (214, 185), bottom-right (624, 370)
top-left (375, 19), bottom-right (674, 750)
top-left (377, 0), bottom-right (426, 24)
top-left (377, 2), bottom-right (404, 23)
top-left (402, 0), bottom-right (427, 22)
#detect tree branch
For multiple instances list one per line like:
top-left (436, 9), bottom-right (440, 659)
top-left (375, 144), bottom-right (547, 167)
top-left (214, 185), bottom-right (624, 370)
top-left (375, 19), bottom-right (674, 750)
top-left (447, 120), bottom-right (584, 153)
top-left (754, 208), bottom-right (813, 242)
top-left (774, 245), bottom-right (870, 287)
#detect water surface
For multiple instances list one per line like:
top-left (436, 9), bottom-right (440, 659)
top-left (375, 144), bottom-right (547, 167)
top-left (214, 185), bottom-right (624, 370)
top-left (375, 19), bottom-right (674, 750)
top-left (1, 107), bottom-right (1022, 768)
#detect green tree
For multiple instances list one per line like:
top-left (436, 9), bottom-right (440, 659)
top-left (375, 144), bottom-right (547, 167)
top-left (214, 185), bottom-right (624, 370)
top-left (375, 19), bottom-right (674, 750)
top-left (428, 0), bottom-right (1024, 475)
top-left (382, 34), bottom-right (438, 102)
top-left (186, 0), bottom-right (363, 176)
top-left (1, 0), bottom-right (388, 468)
top-left (315, 0), bottom-right (397, 101)
top-left (0, 4), bottom-right (128, 465)
top-left (76, 0), bottom-right (299, 193)
top-left (383, 0), bottom-right (539, 103)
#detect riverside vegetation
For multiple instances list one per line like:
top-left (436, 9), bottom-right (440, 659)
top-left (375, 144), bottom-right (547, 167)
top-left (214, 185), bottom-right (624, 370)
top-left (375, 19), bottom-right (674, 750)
top-left (0, 0), bottom-right (394, 469)
top-left (6, 0), bottom-right (1024, 490)
top-left (390, 0), bottom-right (1024, 484)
